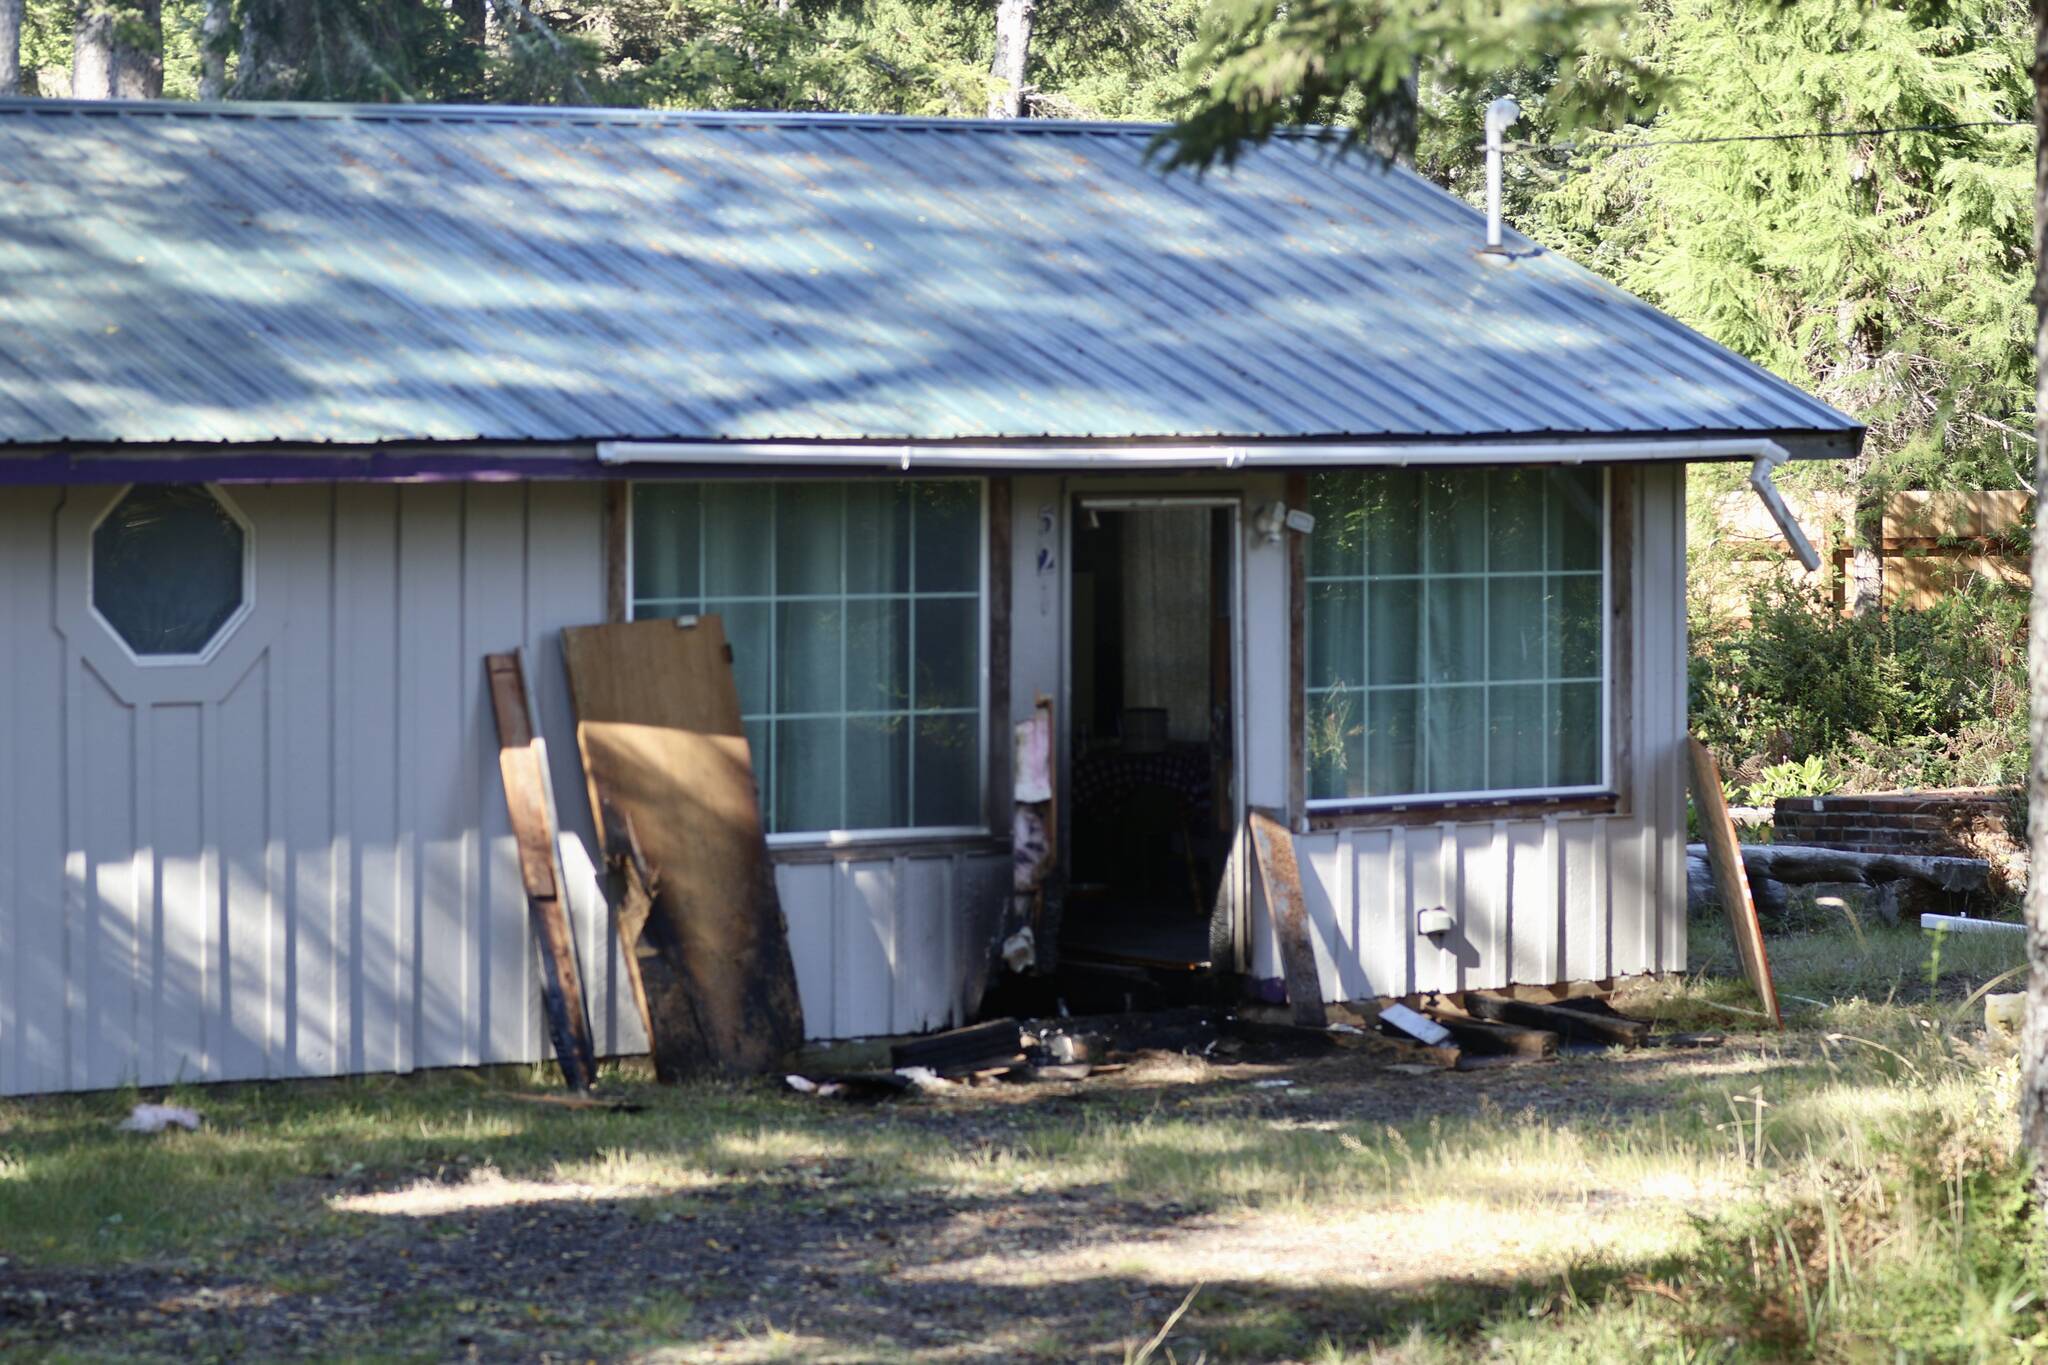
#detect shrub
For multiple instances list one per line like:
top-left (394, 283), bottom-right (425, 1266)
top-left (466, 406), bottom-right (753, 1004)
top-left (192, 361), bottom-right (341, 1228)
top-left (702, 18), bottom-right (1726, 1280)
top-left (1690, 579), bottom-right (2027, 793)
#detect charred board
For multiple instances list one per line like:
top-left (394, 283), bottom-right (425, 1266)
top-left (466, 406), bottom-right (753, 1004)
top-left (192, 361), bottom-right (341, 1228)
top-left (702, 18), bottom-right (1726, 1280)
top-left (1464, 994), bottom-right (1649, 1049)
top-left (891, 1018), bottom-right (1027, 1077)
top-left (562, 618), bottom-right (805, 1079)
top-left (1249, 809), bottom-right (1326, 1029)
top-left (1422, 1010), bottom-right (1557, 1059)
top-left (485, 651), bottom-right (597, 1092)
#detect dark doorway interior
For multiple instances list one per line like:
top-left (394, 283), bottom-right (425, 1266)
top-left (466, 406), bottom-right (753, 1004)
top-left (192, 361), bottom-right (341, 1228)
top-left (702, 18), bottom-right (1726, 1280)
top-left (1062, 503), bottom-right (1236, 975)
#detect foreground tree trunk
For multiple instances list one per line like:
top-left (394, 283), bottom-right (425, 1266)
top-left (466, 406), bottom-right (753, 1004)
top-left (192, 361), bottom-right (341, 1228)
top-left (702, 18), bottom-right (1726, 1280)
top-left (986, 0), bottom-right (1036, 118)
top-left (2024, 0), bottom-right (2048, 1198)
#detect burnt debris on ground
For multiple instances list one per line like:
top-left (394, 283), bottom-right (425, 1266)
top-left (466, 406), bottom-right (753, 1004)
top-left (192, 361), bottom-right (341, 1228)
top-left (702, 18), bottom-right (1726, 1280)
top-left (783, 992), bottom-right (1694, 1099)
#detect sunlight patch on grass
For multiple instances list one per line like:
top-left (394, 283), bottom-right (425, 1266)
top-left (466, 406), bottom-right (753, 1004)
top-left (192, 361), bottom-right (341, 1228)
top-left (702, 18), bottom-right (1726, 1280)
top-left (708, 1127), bottom-right (855, 1167)
top-left (908, 1195), bottom-right (1703, 1295)
top-left (328, 1159), bottom-right (716, 1218)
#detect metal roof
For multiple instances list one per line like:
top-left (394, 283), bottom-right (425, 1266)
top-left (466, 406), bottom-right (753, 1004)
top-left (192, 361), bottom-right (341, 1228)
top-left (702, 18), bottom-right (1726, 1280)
top-left (0, 99), bottom-right (1860, 450)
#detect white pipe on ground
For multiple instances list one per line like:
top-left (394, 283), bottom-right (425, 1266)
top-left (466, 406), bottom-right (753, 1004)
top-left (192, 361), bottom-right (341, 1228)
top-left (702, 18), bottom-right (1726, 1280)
top-left (1921, 913), bottom-right (2023, 936)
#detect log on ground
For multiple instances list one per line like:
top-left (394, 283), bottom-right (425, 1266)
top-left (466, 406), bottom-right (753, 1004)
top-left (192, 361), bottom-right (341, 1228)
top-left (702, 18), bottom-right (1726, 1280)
top-left (1686, 842), bottom-right (1989, 892)
top-left (1464, 994), bottom-right (1650, 1048)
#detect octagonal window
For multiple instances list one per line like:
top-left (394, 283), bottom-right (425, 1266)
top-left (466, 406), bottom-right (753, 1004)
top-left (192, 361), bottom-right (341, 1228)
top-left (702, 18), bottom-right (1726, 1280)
top-left (92, 485), bottom-right (248, 659)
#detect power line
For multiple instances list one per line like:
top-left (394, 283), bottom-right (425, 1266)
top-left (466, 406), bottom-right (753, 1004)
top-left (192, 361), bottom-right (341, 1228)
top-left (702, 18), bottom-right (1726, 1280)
top-left (1504, 117), bottom-right (2030, 157)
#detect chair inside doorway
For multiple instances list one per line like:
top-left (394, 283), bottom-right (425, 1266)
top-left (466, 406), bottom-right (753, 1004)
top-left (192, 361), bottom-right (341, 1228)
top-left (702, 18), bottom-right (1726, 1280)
top-left (1063, 500), bottom-right (1236, 978)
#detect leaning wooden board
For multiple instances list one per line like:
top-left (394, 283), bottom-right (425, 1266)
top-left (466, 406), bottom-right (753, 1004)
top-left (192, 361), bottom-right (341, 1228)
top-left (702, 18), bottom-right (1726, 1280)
top-left (485, 651), bottom-right (598, 1091)
top-left (1249, 809), bottom-right (1326, 1029)
top-left (1687, 737), bottom-right (1783, 1028)
top-left (561, 617), bottom-right (805, 1078)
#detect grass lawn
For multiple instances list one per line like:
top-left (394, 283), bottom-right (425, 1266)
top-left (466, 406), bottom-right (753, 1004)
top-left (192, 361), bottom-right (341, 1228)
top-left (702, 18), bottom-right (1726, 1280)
top-left (0, 915), bottom-right (2038, 1363)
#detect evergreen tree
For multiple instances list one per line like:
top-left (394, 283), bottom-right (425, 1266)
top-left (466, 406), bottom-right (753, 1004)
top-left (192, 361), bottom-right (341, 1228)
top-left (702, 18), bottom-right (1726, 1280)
top-left (1158, 0), bottom-right (1655, 168)
top-left (1529, 0), bottom-right (2035, 608)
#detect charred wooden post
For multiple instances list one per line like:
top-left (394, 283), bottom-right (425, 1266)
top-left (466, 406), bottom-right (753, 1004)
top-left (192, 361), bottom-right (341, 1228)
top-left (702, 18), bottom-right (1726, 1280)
top-left (485, 650), bottom-right (598, 1092)
top-left (1249, 808), bottom-right (1326, 1029)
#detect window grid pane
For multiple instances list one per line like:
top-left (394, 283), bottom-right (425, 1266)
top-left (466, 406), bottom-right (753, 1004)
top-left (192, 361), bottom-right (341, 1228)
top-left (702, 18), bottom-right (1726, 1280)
top-left (630, 480), bottom-right (984, 834)
top-left (1304, 468), bottom-right (1605, 801)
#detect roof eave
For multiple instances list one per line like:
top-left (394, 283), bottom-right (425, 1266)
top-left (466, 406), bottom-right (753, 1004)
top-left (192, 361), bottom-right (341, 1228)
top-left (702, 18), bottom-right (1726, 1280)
top-left (0, 427), bottom-right (1863, 485)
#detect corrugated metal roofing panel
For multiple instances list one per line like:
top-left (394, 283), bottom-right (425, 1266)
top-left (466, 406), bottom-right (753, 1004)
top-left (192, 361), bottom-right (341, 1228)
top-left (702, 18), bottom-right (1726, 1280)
top-left (0, 100), bottom-right (1860, 448)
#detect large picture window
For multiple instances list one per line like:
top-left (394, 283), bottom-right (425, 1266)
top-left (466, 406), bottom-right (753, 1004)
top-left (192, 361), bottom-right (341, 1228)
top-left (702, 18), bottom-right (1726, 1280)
top-left (1304, 467), bottom-right (1607, 804)
top-left (631, 480), bottom-right (985, 837)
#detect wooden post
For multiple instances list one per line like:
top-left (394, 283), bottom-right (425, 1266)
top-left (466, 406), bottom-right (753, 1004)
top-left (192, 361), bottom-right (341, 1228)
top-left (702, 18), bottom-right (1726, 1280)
top-left (486, 650), bottom-right (599, 1090)
top-left (1687, 737), bottom-right (1782, 1028)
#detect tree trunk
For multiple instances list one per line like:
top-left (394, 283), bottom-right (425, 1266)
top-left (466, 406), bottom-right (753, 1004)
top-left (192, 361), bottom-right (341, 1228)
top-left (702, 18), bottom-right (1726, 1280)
top-left (0, 0), bottom-right (23, 95)
top-left (197, 0), bottom-right (229, 100)
top-left (72, 2), bottom-right (114, 97)
top-left (2023, 0), bottom-right (2048, 1203)
top-left (236, 0), bottom-right (316, 99)
top-left (1365, 68), bottom-right (1419, 167)
top-left (1848, 490), bottom-right (1885, 616)
top-left (112, 0), bottom-right (160, 99)
top-left (73, 1), bottom-right (158, 99)
top-left (986, 0), bottom-right (1036, 119)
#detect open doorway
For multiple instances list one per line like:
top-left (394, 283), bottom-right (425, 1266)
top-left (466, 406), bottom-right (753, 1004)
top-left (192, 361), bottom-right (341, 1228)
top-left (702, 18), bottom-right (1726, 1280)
top-left (1062, 498), bottom-right (1239, 979)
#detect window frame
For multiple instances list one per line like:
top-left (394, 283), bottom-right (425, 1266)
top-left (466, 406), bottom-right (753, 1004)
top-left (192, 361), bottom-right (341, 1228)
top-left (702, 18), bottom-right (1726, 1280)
top-left (86, 482), bottom-right (256, 669)
top-left (1298, 465), bottom-right (1614, 813)
top-left (625, 476), bottom-right (994, 848)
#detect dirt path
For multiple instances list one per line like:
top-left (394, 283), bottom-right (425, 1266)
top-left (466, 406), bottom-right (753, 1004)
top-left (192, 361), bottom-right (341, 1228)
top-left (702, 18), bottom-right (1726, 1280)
top-left (0, 1039), bottom-right (1786, 1363)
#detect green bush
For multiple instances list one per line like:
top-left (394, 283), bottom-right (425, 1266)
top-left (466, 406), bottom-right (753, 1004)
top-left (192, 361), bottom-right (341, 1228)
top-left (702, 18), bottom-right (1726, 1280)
top-left (1690, 579), bottom-right (2027, 794)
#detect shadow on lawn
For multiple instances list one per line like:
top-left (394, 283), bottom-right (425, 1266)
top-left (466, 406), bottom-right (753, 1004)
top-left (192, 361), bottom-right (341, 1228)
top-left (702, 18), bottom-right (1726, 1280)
top-left (0, 1166), bottom-right (1705, 1362)
top-left (0, 1048), bottom-right (1769, 1361)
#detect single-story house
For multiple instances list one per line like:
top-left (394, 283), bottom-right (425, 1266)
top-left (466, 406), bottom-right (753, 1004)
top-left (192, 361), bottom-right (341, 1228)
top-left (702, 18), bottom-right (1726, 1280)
top-left (0, 97), bottom-right (1860, 1096)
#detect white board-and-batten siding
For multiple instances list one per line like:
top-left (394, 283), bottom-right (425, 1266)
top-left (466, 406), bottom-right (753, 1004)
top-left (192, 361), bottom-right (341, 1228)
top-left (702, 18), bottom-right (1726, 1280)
top-left (1253, 463), bottom-right (1691, 1000)
top-left (0, 481), bottom-right (996, 1098)
top-left (2, 464), bottom-right (1685, 1097)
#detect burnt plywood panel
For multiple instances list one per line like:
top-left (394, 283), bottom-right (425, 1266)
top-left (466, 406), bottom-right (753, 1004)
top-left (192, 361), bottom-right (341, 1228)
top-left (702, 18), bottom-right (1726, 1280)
top-left (561, 617), bottom-right (804, 1077)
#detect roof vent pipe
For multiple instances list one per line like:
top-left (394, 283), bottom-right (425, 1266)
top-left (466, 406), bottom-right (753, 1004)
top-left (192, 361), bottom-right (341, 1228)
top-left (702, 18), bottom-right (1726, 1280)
top-left (1482, 96), bottom-right (1520, 254)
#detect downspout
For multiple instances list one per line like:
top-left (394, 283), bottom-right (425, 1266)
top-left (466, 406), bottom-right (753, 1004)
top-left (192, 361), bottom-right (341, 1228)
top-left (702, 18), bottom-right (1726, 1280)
top-left (1748, 441), bottom-right (1821, 572)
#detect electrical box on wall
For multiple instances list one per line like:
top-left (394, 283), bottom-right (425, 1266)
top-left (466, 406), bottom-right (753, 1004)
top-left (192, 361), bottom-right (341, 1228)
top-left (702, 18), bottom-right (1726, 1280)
top-left (1416, 906), bottom-right (1454, 938)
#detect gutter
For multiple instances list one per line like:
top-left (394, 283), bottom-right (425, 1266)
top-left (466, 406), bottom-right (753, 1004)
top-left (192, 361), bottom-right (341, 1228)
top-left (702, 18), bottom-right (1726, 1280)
top-left (597, 436), bottom-right (1805, 471)
top-left (601, 435), bottom-right (1825, 569)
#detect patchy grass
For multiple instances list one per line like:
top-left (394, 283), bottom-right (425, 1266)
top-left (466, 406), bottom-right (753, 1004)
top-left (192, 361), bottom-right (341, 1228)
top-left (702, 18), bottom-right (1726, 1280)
top-left (0, 919), bottom-right (2037, 1363)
